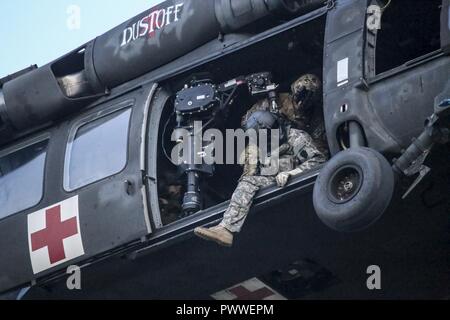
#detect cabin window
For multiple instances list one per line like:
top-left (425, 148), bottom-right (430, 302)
top-left (374, 0), bottom-right (442, 75)
top-left (0, 139), bottom-right (48, 219)
top-left (64, 108), bottom-right (131, 191)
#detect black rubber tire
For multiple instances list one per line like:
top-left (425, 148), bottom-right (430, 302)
top-left (313, 147), bottom-right (395, 232)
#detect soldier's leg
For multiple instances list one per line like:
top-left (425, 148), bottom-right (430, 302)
top-left (220, 175), bottom-right (275, 233)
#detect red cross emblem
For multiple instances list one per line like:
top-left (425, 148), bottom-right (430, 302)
top-left (212, 278), bottom-right (286, 300)
top-left (229, 285), bottom-right (275, 300)
top-left (31, 205), bottom-right (78, 264)
top-left (27, 196), bottom-right (84, 274)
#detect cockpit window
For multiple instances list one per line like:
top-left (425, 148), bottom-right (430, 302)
top-left (0, 139), bottom-right (48, 219)
top-left (64, 108), bottom-right (131, 191)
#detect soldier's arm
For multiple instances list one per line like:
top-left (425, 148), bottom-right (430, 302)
top-left (241, 99), bottom-right (270, 127)
top-left (268, 143), bottom-right (290, 160)
top-left (289, 129), bottom-right (325, 161)
top-left (276, 130), bottom-right (326, 187)
top-left (287, 157), bottom-right (326, 176)
top-left (276, 156), bottom-right (326, 187)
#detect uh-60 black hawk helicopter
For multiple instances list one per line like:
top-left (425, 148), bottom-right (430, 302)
top-left (0, 0), bottom-right (449, 299)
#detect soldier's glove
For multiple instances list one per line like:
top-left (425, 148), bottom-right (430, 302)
top-left (276, 172), bottom-right (291, 188)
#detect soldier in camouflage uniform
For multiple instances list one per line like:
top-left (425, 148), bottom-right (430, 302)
top-left (194, 75), bottom-right (327, 247)
top-left (159, 184), bottom-right (183, 225)
top-left (158, 170), bottom-right (184, 225)
top-left (242, 74), bottom-right (328, 156)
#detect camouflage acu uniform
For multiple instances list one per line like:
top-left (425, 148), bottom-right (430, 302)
top-left (219, 127), bottom-right (326, 233)
top-left (218, 75), bottom-right (328, 233)
top-left (242, 90), bottom-right (328, 157)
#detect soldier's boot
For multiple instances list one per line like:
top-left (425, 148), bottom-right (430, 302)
top-left (194, 226), bottom-right (234, 247)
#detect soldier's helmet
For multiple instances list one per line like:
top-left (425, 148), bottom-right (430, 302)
top-left (243, 110), bottom-right (279, 131)
top-left (290, 74), bottom-right (322, 113)
top-left (244, 110), bottom-right (287, 145)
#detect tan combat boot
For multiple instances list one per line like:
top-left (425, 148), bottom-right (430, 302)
top-left (194, 225), bottom-right (233, 247)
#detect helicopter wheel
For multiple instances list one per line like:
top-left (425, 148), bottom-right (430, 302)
top-left (313, 147), bottom-right (395, 232)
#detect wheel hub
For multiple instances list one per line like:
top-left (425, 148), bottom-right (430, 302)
top-left (328, 165), bottom-right (363, 204)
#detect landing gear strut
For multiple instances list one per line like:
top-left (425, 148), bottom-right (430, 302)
top-left (393, 99), bottom-right (450, 199)
top-left (313, 97), bottom-right (449, 232)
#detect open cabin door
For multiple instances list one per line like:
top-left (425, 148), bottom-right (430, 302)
top-left (0, 84), bottom-right (157, 294)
